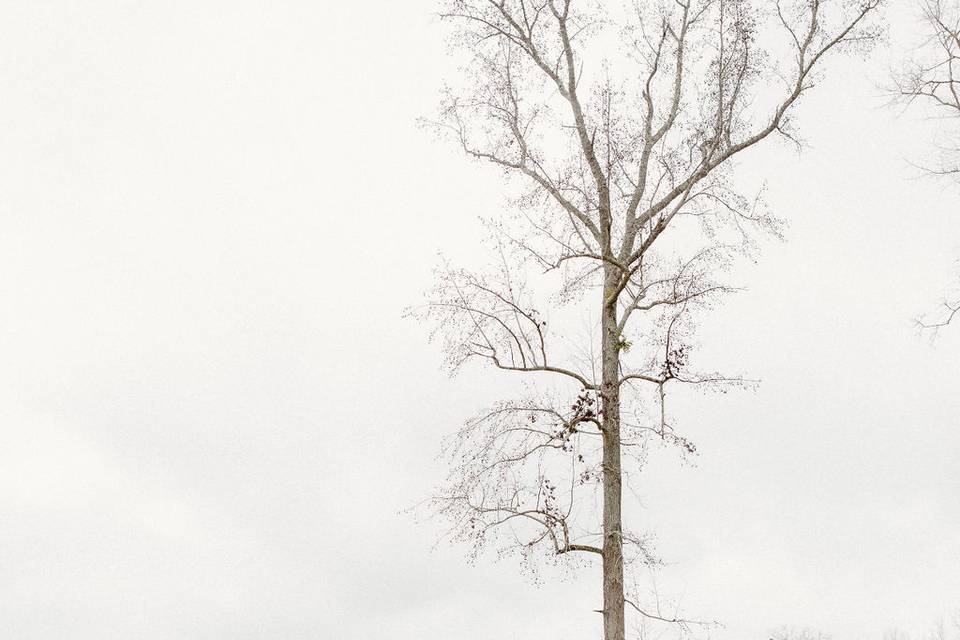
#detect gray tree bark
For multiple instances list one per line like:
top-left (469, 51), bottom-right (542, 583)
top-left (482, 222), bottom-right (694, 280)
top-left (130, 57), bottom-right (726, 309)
top-left (601, 267), bottom-right (625, 640)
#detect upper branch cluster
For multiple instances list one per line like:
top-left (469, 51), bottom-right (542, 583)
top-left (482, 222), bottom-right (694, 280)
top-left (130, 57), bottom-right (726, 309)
top-left (433, 0), bottom-right (880, 283)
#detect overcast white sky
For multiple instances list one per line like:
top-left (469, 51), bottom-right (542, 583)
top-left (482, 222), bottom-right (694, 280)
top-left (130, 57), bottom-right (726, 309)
top-left (0, 1), bottom-right (959, 639)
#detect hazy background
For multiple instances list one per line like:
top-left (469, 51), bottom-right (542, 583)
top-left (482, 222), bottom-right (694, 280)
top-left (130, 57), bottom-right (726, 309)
top-left (0, 1), bottom-right (958, 638)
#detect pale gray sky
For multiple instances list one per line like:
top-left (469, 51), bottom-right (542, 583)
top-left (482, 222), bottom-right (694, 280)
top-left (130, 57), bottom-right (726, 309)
top-left (0, 2), bottom-right (958, 639)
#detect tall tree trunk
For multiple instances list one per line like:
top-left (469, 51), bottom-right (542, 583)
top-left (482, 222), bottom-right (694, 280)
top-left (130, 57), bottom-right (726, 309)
top-left (601, 271), bottom-right (625, 640)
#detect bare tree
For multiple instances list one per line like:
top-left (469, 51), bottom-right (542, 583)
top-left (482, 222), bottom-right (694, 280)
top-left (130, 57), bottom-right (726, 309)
top-left (414, 2), bottom-right (882, 639)
top-left (894, 0), bottom-right (960, 176)
top-left (893, 1), bottom-right (960, 331)
top-left (880, 610), bottom-right (960, 640)
top-left (929, 610), bottom-right (960, 640)
top-left (773, 626), bottom-right (834, 640)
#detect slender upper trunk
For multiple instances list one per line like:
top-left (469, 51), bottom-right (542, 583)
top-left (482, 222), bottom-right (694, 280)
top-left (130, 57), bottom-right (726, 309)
top-left (601, 266), bottom-right (625, 640)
